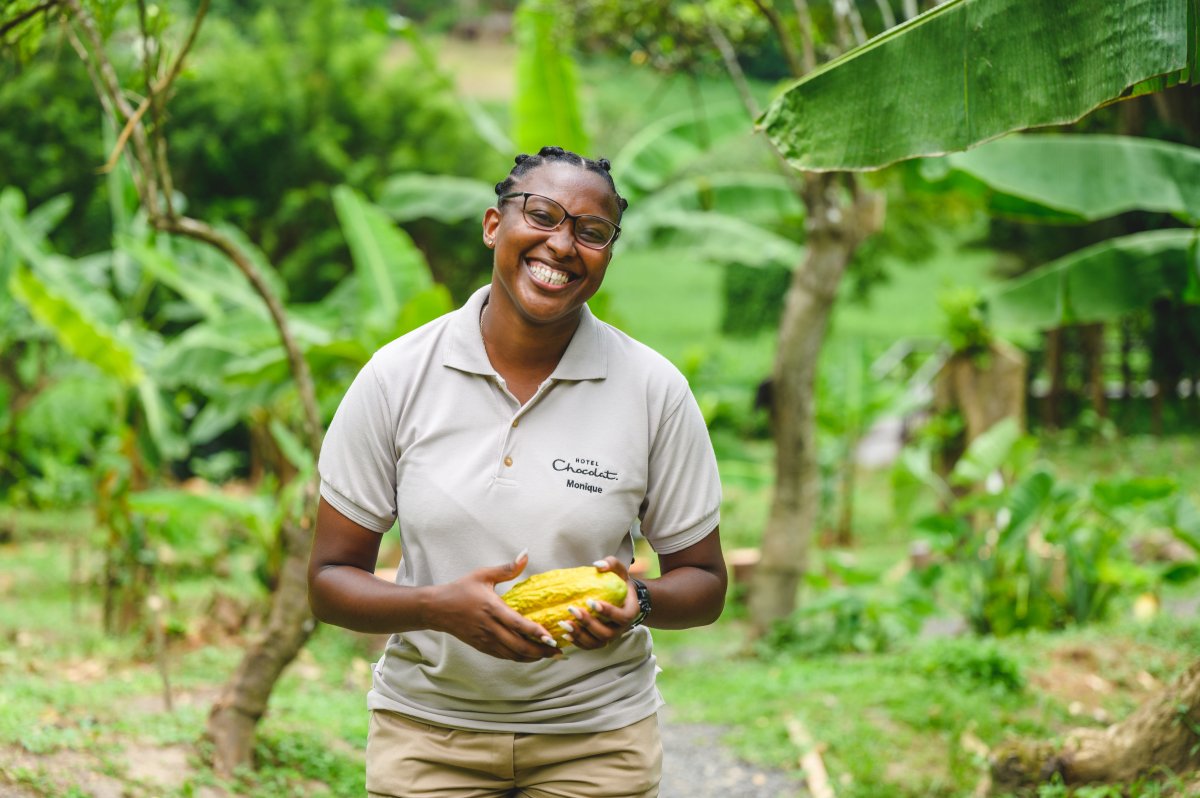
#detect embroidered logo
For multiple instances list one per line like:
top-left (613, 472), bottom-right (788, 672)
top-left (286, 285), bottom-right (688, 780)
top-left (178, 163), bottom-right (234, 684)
top-left (553, 457), bottom-right (618, 495)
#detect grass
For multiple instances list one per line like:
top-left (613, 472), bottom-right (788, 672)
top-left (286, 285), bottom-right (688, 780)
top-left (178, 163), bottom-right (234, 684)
top-left (5, 424), bottom-right (1200, 798)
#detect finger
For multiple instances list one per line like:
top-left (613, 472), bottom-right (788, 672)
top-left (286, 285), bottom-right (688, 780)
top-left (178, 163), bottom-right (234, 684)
top-left (592, 557), bottom-right (630, 581)
top-left (478, 548), bottom-right (530, 585)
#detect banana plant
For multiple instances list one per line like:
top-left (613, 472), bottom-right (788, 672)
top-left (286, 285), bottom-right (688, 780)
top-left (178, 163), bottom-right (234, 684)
top-left (760, 0), bottom-right (1199, 172)
top-left (926, 133), bottom-right (1200, 328)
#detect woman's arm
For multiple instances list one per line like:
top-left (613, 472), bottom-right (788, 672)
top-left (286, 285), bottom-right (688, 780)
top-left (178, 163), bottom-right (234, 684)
top-left (307, 497), bottom-right (562, 662)
top-left (562, 528), bottom-right (727, 648)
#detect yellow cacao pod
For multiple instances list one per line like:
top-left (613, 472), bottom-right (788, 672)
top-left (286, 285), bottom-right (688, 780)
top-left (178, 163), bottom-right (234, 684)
top-left (502, 566), bottom-right (628, 647)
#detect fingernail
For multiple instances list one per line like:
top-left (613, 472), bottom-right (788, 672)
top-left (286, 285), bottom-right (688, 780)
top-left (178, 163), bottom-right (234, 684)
top-left (558, 621), bottom-right (574, 633)
top-left (562, 634), bottom-right (573, 644)
top-left (586, 599), bottom-right (600, 612)
top-left (541, 635), bottom-right (557, 647)
top-left (593, 559), bottom-right (607, 569)
top-left (515, 548), bottom-right (529, 562)
top-left (568, 606), bottom-right (583, 619)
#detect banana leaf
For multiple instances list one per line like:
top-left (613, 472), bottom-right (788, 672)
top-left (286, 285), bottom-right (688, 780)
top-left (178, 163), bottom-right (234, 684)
top-left (612, 104), bottom-right (752, 197)
top-left (332, 185), bottom-right (434, 334)
top-left (635, 173), bottom-right (805, 228)
top-left (8, 263), bottom-right (144, 386)
top-left (512, 0), bottom-right (588, 156)
top-left (762, 0), bottom-right (1200, 171)
top-left (987, 229), bottom-right (1198, 328)
top-left (622, 209), bottom-right (805, 269)
top-left (945, 134), bottom-right (1200, 222)
top-left (377, 174), bottom-right (496, 224)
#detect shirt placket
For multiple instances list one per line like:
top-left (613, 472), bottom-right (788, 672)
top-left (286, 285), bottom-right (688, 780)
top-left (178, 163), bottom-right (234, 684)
top-left (492, 378), bottom-right (556, 482)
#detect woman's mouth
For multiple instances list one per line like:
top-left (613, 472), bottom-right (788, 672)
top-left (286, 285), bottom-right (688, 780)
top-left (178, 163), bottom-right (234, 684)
top-left (527, 260), bottom-right (574, 287)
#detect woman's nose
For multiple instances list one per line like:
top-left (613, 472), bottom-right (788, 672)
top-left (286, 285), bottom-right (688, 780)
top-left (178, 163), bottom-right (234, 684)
top-left (544, 221), bottom-right (578, 257)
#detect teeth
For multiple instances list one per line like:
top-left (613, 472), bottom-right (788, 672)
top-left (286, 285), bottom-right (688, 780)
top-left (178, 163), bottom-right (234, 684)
top-left (529, 261), bottom-right (571, 286)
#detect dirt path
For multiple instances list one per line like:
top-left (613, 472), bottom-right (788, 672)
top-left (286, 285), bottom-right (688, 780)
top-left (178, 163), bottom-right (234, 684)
top-left (659, 708), bottom-right (808, 798)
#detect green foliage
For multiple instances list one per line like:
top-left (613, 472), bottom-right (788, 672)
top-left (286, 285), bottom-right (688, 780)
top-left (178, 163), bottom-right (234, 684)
top-left (575, 0), bottom-right (774, 77)
top-left (987, 229), bottom-right (1198, 329)
top-left (719, 262), bottom-right (791, 336)
top-left (761, 0), bottom-right (1199, 171)
top-left (915, 638), bottom-right (1025, 694)
top-left (939, 286), bottom-right (993, 355)
top-left (897, 423), bottom-right (1200, 636)
top-left (511, 0), bottom-right (588, 155)
top-left (945, 134), bottom-right (1200, 224)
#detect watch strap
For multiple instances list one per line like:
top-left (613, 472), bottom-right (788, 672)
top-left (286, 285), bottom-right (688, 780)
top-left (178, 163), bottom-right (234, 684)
top-left (630, 578), bottom-right (652, 627)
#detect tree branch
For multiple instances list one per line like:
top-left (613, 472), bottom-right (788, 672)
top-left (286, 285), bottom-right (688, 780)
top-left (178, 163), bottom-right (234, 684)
top-left (0, 0), bottom-right (60, 39)
top-left (707, 22), bottom-right (806, 196)
top-left (157, 216), bottom-right (323, 457)
top-left (101, 0), bottom-right (209, 187)
top-left (791, 0), bottom-right (817, 73)
top-left (64, 0), bottom-right (160, 212)
top-left (750, 0), bottom-right (805, 78)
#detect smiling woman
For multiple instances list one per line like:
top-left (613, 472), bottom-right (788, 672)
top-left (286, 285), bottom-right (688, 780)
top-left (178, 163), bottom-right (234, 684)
top-left (308, 145), bottom-right (728, 798)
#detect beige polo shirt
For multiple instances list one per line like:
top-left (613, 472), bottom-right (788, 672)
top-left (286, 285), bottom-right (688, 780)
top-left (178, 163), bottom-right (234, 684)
top-left (318, 285), bottom-right (721, 734)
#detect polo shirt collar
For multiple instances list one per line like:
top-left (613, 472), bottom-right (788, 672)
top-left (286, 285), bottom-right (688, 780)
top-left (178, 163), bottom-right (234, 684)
top-left (442, 285), bottom-right (608, 381)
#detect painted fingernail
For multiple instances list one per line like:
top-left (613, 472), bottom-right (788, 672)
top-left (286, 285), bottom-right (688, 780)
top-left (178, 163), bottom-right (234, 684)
top-left (586, 599), bottom-right (600, 612)
top-left (568, 606), bottom-right (583, 619)
top-left (558, 621), bottom-right (574, 633)
top-left (593, 559), bottom-right (608, 569)
top-left (540, 635), bottom-right (557, 647)
top-left (562, 634), bottom-right (574, 644)
top-left (515, 548), bottom-right (529, 562)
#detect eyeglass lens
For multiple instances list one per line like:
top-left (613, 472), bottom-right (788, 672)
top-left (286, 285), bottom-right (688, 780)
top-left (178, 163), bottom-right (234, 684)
top-left (522, 195), bottom-right (616, 248)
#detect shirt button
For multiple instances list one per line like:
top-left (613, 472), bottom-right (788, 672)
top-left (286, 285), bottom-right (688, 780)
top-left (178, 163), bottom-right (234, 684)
top-left (512, 419), bottom-right (519, 428)
top-left (504, 456), bottom-right (513, 467)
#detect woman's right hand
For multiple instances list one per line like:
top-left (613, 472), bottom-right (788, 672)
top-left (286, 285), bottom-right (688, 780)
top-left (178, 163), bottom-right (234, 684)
top-left (426, 552), bottom-right (563, 663)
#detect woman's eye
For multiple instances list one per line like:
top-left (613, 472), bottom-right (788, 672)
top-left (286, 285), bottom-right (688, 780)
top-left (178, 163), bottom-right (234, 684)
top-left (527, 210), bottom-right (557, 226)
top-left (579, 228), bottom-right (608, 245)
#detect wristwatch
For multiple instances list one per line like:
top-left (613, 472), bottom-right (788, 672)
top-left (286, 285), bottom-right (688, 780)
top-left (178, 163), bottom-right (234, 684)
top-left (630, 579), bottom-right (652, 627)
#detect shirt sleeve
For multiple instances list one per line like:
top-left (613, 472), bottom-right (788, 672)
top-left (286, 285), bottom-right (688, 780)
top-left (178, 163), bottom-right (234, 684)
top-left (317, 359), bottom-right (398, 534)
top-left (638, 385), bottom-right (722, 555)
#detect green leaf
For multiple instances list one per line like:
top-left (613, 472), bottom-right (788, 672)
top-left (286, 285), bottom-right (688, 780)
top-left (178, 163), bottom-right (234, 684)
top-left (761, 0), bottom-right (1198, 171)
top-left (951, 417), bottom-right (1022, 486)
top-left (988, 229), bottom-right (1197, 329)
top-left (8, 264), bottom-right (144, 386)
top-left (1092, 477), bottom-right (1178, 509)
top-left (377, 174), bottom-right (496, 224)
top-left (136, 378), bottom-right (188, 461)
top-left (946, 134), bottom-right (1200, 222)
top-left (622, 209), bottom-right (804, 269)
top-left (612, 104), bottom-right (751, 197)
top-left (998, 469), bottom-right (1054, 547)
top-left (512, 0), bottom-right (588, 155)
top-left (635, 173), bottom-right (805, 228)
top-left (333, 185), bottom-right (434, 331)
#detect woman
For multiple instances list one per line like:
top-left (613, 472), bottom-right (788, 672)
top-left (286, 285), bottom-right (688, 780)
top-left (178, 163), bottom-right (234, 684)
top-left (309, 145), bottom-right (727, 798)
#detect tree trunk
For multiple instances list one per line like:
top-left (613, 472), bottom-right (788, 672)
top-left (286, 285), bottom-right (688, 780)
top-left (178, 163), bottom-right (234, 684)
top-left (748, 174), bottom-right (880, 635)
top-left (1043, 327), bottom-right (1065, 430)
top-left (1081, 322), bottom-right (1107, 419)
top-left (206, 479), bottom-right (319, 776)
top-left (990, 658), bottom-right (1200, 794)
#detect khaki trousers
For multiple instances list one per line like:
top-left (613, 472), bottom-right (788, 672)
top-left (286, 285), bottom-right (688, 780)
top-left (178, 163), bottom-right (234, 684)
top-left (365, 710), bottom-right (662, 798)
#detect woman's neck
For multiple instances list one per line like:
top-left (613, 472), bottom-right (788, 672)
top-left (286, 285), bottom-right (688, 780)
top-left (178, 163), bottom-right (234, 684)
top-left (480, 296), bottom-right (580, 400)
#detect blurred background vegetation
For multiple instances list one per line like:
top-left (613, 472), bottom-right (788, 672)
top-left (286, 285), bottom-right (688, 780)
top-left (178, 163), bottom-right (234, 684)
top-left (1, 0), bottom-right (1199, 796)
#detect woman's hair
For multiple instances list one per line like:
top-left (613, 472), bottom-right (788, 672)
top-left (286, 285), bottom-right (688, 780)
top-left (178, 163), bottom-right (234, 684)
top-left (494, 145), bottom-right (629, 216)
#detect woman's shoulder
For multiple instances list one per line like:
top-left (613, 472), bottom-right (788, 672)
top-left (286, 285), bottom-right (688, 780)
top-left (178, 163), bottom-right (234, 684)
top-left (365, 308), bottom-right (459, 379)
top-left (593, 318), bottom-right (692, 397)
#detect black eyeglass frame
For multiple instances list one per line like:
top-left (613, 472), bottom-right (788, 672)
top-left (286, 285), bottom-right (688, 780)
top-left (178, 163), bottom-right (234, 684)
top-left (498, 192), bottom-right (622, 250)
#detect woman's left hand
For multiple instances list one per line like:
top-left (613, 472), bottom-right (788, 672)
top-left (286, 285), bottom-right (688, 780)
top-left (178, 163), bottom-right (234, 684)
top-left (561, 556), bottom-right (640, 650)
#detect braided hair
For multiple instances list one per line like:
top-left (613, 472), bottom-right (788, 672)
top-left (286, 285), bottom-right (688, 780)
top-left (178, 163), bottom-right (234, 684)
top-left (494, 145), bottom-right (629, 217)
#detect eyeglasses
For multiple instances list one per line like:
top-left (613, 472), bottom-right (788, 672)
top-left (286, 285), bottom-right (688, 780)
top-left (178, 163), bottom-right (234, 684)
top-left (499, 192), bottom-right (621, 250)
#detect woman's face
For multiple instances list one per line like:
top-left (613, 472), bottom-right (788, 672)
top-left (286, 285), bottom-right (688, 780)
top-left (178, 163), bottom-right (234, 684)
top-left (482, 162), bottom-right (620, 328)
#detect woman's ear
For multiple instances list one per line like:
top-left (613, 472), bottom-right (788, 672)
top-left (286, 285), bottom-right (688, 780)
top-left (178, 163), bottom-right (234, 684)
top-left (482, 207), bottom-right (500, 249)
